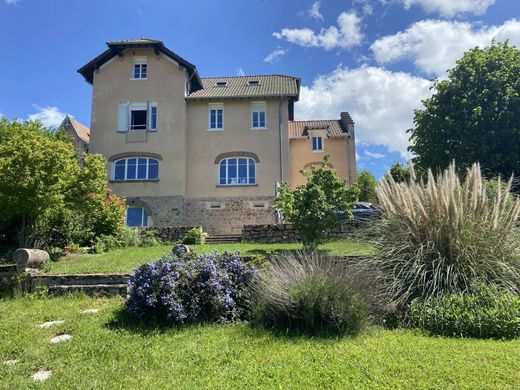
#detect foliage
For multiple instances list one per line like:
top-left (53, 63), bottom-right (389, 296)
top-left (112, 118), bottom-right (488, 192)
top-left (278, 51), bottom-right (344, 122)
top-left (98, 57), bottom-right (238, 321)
top-left (126, 251), bottom-right (256, 324)
top-left (274, 156), bottom-right (359, 249)
top-left (93, 227), bottom-right (161, 253)
top-left (356, 170), bottom-right (378, 202)
top-left (387, 161), bottom-right (411, 183)
top-left (409, 282), bottom-right (520, 339)
top-left (0, 118), bottom-right (125, 248)
top-left (248, 252), bottom-right (388, 336)
top-left (409, 42), bottom-right (520, 178)
top-left (368, 162), bottom-right (520, 306)
top-left (182, 227), bottom-right (208, 245)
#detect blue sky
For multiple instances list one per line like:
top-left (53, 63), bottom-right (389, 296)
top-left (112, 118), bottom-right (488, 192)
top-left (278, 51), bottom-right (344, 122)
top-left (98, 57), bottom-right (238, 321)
top-left (1, 0), bottom-right (519, 178)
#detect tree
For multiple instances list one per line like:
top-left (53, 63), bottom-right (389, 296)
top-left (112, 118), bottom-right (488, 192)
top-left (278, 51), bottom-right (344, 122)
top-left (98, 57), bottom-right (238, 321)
top-left (409, 42), bottom-right (520, 178)
top-left (387, 161), bottom-right (411, 183)
top-left (274, 156), bottom-right (359, 250)
top-left (356, 170), bottom-right (377, 202)
top-left (0, 118), bottom-right (124, 248)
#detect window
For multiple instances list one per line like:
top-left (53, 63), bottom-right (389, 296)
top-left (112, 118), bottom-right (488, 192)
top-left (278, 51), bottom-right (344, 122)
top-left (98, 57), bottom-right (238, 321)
top-left (113, 158), bottom-right (159, 180)
top-left (126, 207), bottom-right (147, 227)
top-left (208, 104), bottom-right (224, 130)
top-left (132, 58), bottom-right (147, 79)
top-left (118, 102), bottom-right (157, 132)
top-left (215, 81), bottom-right (227, 87)
top-left (219, 157), bottom-right (256, 185)
top-left (312, 136), bottom-right (323, 151)
top-left (248, 80), bottom-right (260, 85)
top-left (251, 102), bottom-right (266, 129)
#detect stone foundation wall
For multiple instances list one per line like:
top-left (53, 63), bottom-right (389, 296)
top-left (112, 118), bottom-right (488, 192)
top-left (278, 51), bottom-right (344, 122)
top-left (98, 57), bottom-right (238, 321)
top-left (183, 197), bottom-right (275, 234)
top-left (242, 220), bottom-right (359, 243)
top-left (141, 226), bottom-right (200, 242)
top-left (127, 196), bottom-right (184, 226)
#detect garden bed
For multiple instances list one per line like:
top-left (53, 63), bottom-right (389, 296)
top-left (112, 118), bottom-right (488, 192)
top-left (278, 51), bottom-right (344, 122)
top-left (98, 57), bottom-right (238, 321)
top-left (0, 295), bottom-right (518, 388)
top-left (43, 240), bottom-right (375, 275)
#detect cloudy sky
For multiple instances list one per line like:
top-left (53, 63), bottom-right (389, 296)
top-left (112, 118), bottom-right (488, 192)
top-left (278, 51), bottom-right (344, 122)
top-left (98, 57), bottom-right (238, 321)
top-left (1, 0), bottom-right (519, 177)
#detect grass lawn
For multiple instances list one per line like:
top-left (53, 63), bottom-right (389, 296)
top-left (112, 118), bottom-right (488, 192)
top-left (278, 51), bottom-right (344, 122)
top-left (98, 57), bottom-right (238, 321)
top-left (1, 295), bottom-right (519, 389)
top-left (44, 240), bottom-right (375, 275)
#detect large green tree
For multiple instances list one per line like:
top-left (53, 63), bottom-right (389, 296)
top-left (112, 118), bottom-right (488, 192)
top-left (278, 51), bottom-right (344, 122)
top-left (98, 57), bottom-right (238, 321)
top-left (356, 170), bottom-right (377, 202)
top-left (0, 118), bottom-right (124, 248)
top-left (274, 156), bottom-right (359, 249)
top-left (409, 42), bottom-right (520, 178)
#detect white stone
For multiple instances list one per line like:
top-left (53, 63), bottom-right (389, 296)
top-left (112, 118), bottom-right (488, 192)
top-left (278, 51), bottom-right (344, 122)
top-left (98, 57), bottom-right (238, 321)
top-left (2, 359), bottom-right (19, 366)
top-left (38, 320), bottom-right (64, 329)
top-left (80, 309), bottom-right (99, 314)
top-left (33, 369), bottom-right (52, 382)
top-left (49, 334), bottom-right (72, 343)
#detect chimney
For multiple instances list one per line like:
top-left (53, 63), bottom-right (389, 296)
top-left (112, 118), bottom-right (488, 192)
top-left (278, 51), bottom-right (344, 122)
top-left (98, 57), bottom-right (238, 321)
top-left (340, 112), bottom-right (356, 185)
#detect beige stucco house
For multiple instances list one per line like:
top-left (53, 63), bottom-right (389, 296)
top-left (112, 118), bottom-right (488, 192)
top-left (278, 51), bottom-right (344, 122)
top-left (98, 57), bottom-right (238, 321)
top-left (78, 39), bottom-right (356, 233)
top-left (58, 115), bottom-right (90, 158)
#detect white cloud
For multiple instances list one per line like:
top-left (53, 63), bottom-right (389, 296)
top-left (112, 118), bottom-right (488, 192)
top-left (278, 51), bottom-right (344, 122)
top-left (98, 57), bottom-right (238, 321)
top-left (402, 0), bottom-right (496, 17)
top-left (365, 150), bottom-right (385, 159)
top-left (5, 0), bottom-right (21, 5)
top-left (308, 1), bottom-right (324, 21)
top-left (263, 48), bottom-right (287, 63)
top-left (296, 66), bottom-right (432, 156)
top-left (371, 19), bottom-right (520, 76)
top-left (354, 0), bottom-right (374, 15)
top-left (28, 106), bottom-right (66, 128)
top-left (236, 67), bottom-right (245, 76)
top-left (273, 11), bottom-right (363, 50)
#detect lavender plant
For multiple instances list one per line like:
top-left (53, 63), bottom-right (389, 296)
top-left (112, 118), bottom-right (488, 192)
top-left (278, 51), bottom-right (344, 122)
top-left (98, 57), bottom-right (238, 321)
top-left (126, 251), bottom-right (256, 324)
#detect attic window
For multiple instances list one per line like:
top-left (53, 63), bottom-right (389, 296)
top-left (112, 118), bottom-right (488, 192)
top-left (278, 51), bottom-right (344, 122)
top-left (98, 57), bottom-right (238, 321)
top-left (248, 80), bottom-right (260, 85)
top-left (215, 81), bottom-right (228, 87)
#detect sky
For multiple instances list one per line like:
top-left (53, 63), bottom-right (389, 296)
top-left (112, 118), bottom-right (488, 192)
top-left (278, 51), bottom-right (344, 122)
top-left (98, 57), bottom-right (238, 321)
top-left (1, 0), bottom-right (519, 178)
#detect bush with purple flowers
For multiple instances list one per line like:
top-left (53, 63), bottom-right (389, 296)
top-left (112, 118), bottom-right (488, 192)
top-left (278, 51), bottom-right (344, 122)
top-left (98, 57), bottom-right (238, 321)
top-left (126, 251), bottom-right (257, 324)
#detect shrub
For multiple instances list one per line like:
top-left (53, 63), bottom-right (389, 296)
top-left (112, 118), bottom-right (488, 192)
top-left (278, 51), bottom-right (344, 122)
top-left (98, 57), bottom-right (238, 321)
top-left (93, 228), bottom-right (162, 253)
top-left (409, 282), bottom-right (520, 339)
top-left (368, 163), bottom-right (520, 305)
top-left (182, 227), bottom-right (208, 245)
top-left (126, 251), bottom-right (256, 324)
top-left (248, 252), bottom-right (386, 336)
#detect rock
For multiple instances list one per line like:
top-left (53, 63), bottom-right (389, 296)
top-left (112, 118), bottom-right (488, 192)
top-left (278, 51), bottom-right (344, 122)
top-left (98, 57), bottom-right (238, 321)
top-left (13, 249), bottom-right (49, 272)
top-left (81, 309), bottom-right (99, 314)
top-left (38, 320), bottom-right (64, 329)
top-left (49, 334), bottom-right (72, 344)
top-left (2, 359), bottom-right (19, 366)
top-left (172, 244), bottom-right (190, 256)
top-left (33, 369), bottom-right (52, 382)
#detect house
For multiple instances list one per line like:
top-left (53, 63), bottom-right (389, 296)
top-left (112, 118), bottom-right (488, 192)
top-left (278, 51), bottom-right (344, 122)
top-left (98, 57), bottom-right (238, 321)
top-left (58, 115), bottom-right (90, 158)
top-left (78, 39), bottom-right (356, 234)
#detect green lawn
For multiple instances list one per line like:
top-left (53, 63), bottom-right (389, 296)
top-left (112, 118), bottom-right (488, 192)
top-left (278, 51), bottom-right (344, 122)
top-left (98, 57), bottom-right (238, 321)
top-left (44, 240), bottom-right (375, 275)
top-left (1, 295), bottom-right (519, 389)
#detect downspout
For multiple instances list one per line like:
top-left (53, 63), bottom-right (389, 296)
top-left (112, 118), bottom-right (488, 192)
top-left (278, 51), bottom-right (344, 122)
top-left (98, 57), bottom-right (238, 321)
top-left (278, 99), bottom-right (283, 183)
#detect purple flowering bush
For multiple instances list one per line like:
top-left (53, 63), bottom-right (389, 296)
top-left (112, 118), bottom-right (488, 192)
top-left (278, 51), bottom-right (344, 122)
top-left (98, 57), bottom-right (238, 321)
top-left (126, 251), bottom-right (257, 324)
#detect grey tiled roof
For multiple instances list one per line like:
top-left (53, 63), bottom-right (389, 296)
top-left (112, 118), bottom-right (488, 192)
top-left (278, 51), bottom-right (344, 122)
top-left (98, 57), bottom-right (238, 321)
top-left (186, 75), bottom-right (300, 100)
top-left (288, 120), bottom-right (348, 139)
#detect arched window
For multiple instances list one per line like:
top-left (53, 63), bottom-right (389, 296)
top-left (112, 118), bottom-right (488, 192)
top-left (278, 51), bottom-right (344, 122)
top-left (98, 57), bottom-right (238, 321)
top-left (113, 158), bottom-right (159, 181)
top-left (219, 157), bottom-right (256, 185)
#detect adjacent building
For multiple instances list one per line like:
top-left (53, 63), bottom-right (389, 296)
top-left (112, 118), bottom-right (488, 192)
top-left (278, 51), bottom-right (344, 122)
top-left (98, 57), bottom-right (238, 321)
top-left (78, 39), bottom-right (356, 234)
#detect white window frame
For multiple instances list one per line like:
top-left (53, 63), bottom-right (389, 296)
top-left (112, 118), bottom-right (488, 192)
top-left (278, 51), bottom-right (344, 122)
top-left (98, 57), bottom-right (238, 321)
top-left (118, 102), bottom-right (157, 132)
top-left (250, 102), bottom-right (267, 130)
top-left (112, 157), bottom-right (159, 181)
top-left (126, 206), bottom-right (148, 227)
top-left (208, 103), bottom-right (224, 131)
top-left (218, 157), bottom-right (256, 186)
top-left (311, 135), bottom-right (324, 152)
top-left (131, 57), bottom-right (148, 80)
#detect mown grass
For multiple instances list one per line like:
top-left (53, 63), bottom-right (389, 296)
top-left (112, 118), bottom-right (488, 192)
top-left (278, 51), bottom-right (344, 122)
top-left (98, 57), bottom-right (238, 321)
top-left (1, 294), bottom-right (519, 389)
top-left (44, 240), bottom-right (375, 275)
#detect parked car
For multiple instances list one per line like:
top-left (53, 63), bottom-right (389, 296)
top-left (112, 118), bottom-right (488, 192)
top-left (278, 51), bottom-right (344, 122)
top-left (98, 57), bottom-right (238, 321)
top-left (335, 202), bottom-right (381, 220)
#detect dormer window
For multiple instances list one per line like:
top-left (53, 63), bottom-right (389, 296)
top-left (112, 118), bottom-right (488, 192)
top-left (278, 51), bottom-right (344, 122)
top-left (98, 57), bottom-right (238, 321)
top-left (132, 57), bottom-right (147, 79)
top-left (215, 81), bottom-right (228, 87)
top-left (312, 136), bottom-right (323, 151)
top-left (248, 80), bottom-right (260, 85)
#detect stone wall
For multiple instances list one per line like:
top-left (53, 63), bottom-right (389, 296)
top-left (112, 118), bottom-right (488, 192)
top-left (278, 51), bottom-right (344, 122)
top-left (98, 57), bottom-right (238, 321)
top-left (242, 220), bottom-right (359, 243)
top-left (141, 226), bottom-right (199, 242)
top-left (127, 196), bottom-right (185, 226)
top-left (183, 196), bottom-right (275, 234)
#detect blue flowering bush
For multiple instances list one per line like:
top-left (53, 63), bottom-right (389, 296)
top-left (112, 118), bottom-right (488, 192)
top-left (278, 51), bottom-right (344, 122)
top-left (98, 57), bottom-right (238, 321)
top-left (126, 251), bottom-right (257, 324)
